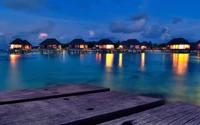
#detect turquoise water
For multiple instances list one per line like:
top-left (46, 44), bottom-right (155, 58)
top-left (0, 52), bottom-right (200, 105)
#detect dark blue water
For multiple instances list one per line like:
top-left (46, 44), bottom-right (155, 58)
top-left (0, 52), bottom-right (200, 105)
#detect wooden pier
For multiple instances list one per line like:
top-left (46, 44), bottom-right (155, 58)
top-left (0, 84), bottom-right (199, 125)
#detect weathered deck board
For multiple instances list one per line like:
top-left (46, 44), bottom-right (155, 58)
top-left (0, 84), bottom-right (109, 105)
top-left (0, 91), bottom-right (164, 125)
top-left (100, 102), bottom-right (200, 125)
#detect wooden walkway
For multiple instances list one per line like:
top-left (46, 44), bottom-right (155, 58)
top-left (0, 84), bottom-right (199, 125)
top-left (101, 102), bottom-right (200, 125)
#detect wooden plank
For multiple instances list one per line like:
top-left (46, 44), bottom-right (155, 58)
top-left (0, 84), bottom-right (109, 105)
top-left (0, 91), bottom-right (164, 125)
top-left (100, 102), bottom-right (200, 125)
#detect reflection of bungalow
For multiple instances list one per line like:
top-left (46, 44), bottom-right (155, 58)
top-left (96, 39), bottom-right (114, 50)
top-left (141, 42), bottom-right (149, 50)
top-left (168, 38), bottom-right (190, 50)
top-left (119, 39), bottom-right (140, 50)
top-left (68, 39), bottom-right (88, 49)
top-left (10, 38), bottom-right (32, 50)
top-left (39, 38), bottom-right (62, 50)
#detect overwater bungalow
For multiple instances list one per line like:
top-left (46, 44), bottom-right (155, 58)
top-left (119, 39), bottom-right (140, 50)
top-left (168, 38), bottom-right (190, 50)
top-left (95, 39), bottom-right (114, 50)
top-left (9, 38), bottom-right (32, 50)
top-left (39, 38), bottom-right (62, 50)
top-left (68, 39), bottom-right (88, 50)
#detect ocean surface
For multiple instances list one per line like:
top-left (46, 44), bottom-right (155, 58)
top-left (0, 52), bottom-right (200, 105)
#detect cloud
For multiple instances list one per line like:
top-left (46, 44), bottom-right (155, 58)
top-left (89, 30), bottom-right (95, 37)
top-left (3, 0), bottom-right (52, 11)
top-left (38, 33), bottom-right (48, 39)
top-left (172, 17), bottom-right (183, 24)
top-left (130, 13), bottom-right (148, 21)
top-left (0, 20), bottom-right (54, 45)
top-left (142, 25), bottom-right (171, 40)
top-left (109, 13), bottom-right (148, 34)
top-left (29, 21), bottom-right (55, 35)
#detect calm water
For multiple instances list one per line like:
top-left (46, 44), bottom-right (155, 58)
top-left (0, 52), bottom-right (200, 105)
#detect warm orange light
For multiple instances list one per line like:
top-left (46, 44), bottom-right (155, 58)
top-left (119, 45), bottom-right (123, 49)
top-left (172, 54), bottom-right (189, 75)
top-left (119, 53), bottom-right (122, 67)
top-left (80, 45), bottom-right (84, 49)
top-left (106, 54), bottom-right (114, 67)
top-left (170, 44), bottom-right (190, 49)
top-left (141, 46), bottom-right (147, 50)
top-left (10, 54), bottom-right (20, 67)
top-left (141, 53), bottom-right (145, 69)
top-left (106, 45), bottom-right (114, 49)
top-left (10, 44), bottom-right (22, 49)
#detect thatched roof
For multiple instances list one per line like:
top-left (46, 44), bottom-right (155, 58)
top-left (141, 41), bottom-right (149, 46)
top-left (96, 39), bottom-right (113, 45)
top-left (168, 38), bottom-right (189, 45)
top-left (69, 39), bottom-right (86, 45)
top-left (23, 40), bottom-right (32, 46)
top-left (121, 39), bottom-right (140, 45)
top-left (40, 38), bottom-right (61, 45)
top-left (10, 38), bottom-right (32, 46)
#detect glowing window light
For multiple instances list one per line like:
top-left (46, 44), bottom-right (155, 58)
top-left (80, 45), bottom-right (84, 49)
top-left (170, 44), bottom-right (190, 49)
top-left (106, 45), bottom-right (114, 49)
top-left (119, 45), bottom-right (123, 49)
top-left (10, 44), bottom-right (22, 49)
top-left (141, 46), bottom-right (147, 50)
top-left (135, 45), bottom-right (140, 49)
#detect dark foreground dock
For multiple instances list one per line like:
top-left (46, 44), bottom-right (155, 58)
top-left (0, 84), bottom-right (199, 125)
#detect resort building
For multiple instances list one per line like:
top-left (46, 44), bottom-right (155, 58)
top-left (68, 39), bottom-right (88, 49)
top-left (168, 38), bottom-right (190, 50)
top-left (119, 39), bottom-right (140, 50)
top-left (39, 38), bottom-right (62, 50)
top-left (9, 38), bottom-right (32, 50)
top-left (95, 39), bottom-right (114, 50)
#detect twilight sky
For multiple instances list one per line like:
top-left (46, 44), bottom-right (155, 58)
top-left (0, 0), bottom-right (200, 48)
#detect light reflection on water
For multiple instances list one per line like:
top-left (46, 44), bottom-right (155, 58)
top-left (172, 54), bottom-right (189, 75)
top-left (0, 52), bottom-right (200, 105)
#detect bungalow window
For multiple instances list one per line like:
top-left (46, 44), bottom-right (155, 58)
top-left (170, 44), bottom-right (190, 49)
top-left (106, 45), bottom-right (114, 49)
top-left (80, 45), bottom-right (84, 49)
top-left (141, 46), bottom-right (147, 49)
top-left (53, 45), bottom-right (57, 48)
top-left (10, 44), bottom-right (22, 49)
top-left (119, 45), bottom-right (123, 49)
top-left (135, 45), bottom-right (140, 49)
top-left (24, 45), bottom-right (30, 49)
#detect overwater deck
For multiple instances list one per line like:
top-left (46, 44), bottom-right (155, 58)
top-left (0, 84), bottom-right (199, 125)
